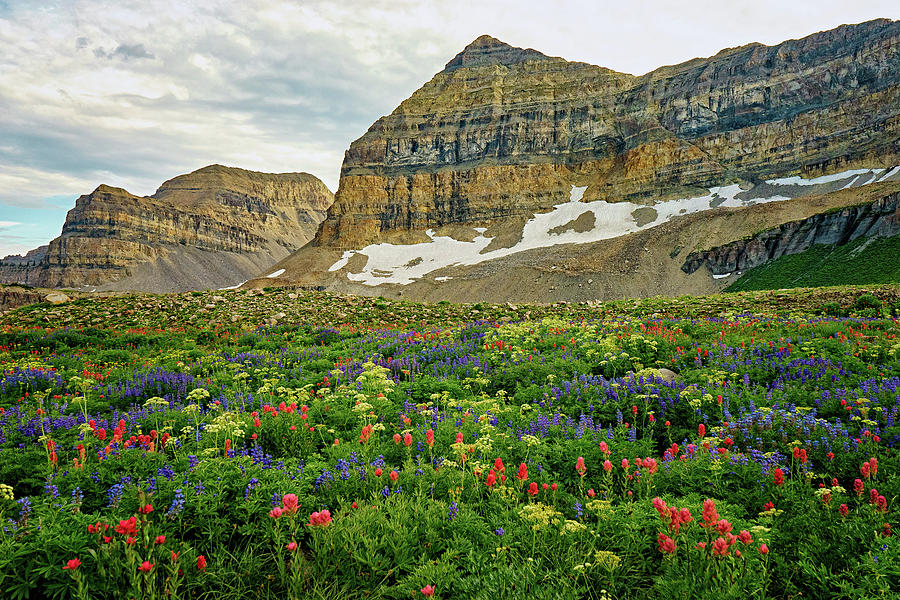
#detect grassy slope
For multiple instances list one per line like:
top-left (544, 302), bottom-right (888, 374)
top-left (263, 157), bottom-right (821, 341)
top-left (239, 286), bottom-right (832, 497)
top-left (726, 233), bottom-right (900, 292)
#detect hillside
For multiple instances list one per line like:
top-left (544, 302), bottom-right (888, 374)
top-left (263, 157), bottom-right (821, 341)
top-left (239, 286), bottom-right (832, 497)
top-left (0, 165), bottom-right (333, 292)
top-left (257, 19), bottom-right (900, 302)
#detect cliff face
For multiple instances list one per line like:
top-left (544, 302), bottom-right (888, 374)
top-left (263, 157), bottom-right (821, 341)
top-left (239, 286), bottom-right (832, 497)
top-left (0, 245), bottom-right (47, 286)
top-left (314, 20), bottom-right (900, 250)
top-left (681, 192), bottom-right (900, 275)
top-left (0, 165), bottom-right (333, 291)
top-left (261, 19), bottom-right (900, 301)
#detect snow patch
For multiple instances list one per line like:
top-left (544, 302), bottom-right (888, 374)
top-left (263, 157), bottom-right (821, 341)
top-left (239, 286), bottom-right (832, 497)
top-left (434, 276), bottom-right (452, 282)
top-left (569, 185), bottom-right (587, 202)
top-left (219, 280), bottom-right (247, 290)
top-left (266, 268), bottom-right (286, 278)
top-left (879, 166), bottom-right (900, 181)
top-left (766, 168), bottom-right (875, 186)
top-left (329, 167), bottom-right (897, 286)
top-left (840, 175), bottom-right (861, 190)
top-left (712, 273), bottom-right (732, 280)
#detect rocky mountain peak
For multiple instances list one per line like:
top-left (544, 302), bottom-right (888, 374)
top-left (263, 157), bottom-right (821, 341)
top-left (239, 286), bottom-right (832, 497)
top-left (443, 34), bottom-right (551, 72)
top-left (91, 184), bottom-right (133, 197)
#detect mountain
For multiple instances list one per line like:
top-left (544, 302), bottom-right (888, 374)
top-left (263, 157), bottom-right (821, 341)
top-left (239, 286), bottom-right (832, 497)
top-left (256, 19), bottom-right (900, 301)
top-left (0, 165), bottom-right (333, 292)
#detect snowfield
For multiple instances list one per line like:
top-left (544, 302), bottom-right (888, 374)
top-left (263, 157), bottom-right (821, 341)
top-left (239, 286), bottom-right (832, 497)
top-left (328, 167), bottom-right (898, 286)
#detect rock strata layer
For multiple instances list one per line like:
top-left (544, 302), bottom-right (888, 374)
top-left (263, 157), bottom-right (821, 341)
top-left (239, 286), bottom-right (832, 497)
top-left (266, 20), bottom-right (900, 301)
top-left (0, 165), bottom-right (333, 291)
top-left (681, 191), bottom-right (900, 275)
top-left (313, 20), bottom-right (900, 250)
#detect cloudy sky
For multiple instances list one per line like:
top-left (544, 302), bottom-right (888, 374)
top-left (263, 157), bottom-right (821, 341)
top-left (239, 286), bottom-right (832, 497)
top-left (1, 0), bottom-right (898, 257)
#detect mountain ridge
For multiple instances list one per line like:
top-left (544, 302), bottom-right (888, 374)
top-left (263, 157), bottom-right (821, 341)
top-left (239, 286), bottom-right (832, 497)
top-left (259, 18), bottom-right (900, 301)
top-left (0, 165), bottom-right (334, 292)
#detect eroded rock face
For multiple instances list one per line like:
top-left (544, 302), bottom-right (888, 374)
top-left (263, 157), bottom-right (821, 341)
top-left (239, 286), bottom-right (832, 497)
top-left (681, 191), bottom-right (900, 275)
top-left (316, 20), bottom-right (900, 250)
top-left (0, 246), bottom-right (47, 286)
top-left (1, 166), bottom-right (333, 291)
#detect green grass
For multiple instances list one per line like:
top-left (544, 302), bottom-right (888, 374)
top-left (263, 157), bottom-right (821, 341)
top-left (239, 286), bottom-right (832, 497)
top-left (726, 233), bottom-right (900, 292)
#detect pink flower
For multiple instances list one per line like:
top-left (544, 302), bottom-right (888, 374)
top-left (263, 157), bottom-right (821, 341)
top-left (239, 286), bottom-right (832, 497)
top-left (528, 482), bottom-right (538, 496)
top-left (716, 519), bottom-right (732, 535)
top-left (759, 543), bottom-right (769, 555)
top-left (269, 507), bottom-right (283, 519)
top-left (393, 433), bottom-right (402, 444)
top-left (282, 493), bottom-right (300, 515)
top-left (115, 516), bottom-right (139, 536)
top-left (575, 456), bottom-right (586, 477)
top-left (773, 468), bottom-right (784, 486)
top-left (738, 530), bottom-right (753, 545)
top-left (854, 478), bottom-right (865, 495)
top-left (621, 458), bottom-right (629, 471)
top-left (652, 497), bottom-right (667, 516)
top-left (403, 433), bottom-right (413, 447)
top-left (390, 470), bottom-right (399, 482)
top-left (599, 441), bottom-right (609, 456)
top-left (286, 541), bottom-right (298, 551)
top-left (456, 432), bottom-right (463, 444)
top-left (701, 499), bottom-right (718, 527)
top-left (657, 533), bottom-right (675, 554)
top-left (494, 457), bottom-right (505, 472)
top-left (375, 467), bottom-right (383, 477)
top-left (516, 463), bottom-right (528, 481)
top-left (138, 561), bottom-right (154, 573)
top-left (62, 558), bottom-right (81, 571)
top-left (698, 423), bottom-right (705, 438)
top-left (551, 483), bottom-right (557, 491)
top-left (196, 555), bottom-right (207, 570)
top-left (603, 460), bottom-right (612, 473)
top-left (155, 535), bottom-right (166, 545)
top-left (138, 503), bottom-right (153, 515)
top-left (359, 424), bottom-right (373, 444)
top-left (644, 458), bottom-right (658, 474)
top-left (308, 509), bottom-right (332, 527)
top-left (425, 429), bottom-right (434, 447)
top-left (587, 488), bottom-right (595, 498)
top-left (485, 471), bottom-right (496, 487)
top-left (421, 584), bottom-right (435, 597)
top-left (839, 503), bottom-right (849, 517)
top-left (711, 537), bottom-right (729, 556)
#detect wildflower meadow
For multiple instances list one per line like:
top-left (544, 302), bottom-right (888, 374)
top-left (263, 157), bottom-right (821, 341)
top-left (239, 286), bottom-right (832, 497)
top-left (1, 285), bottom-right (899, 599)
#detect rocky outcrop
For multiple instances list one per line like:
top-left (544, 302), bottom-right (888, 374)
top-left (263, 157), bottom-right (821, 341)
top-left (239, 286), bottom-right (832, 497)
top-left (264, 20), bottom-right (900, 302)
top-left (0, 245), bottom-right (47, 286)
top-left (0, 286), bottom-right (43, 313)
top-left (312, 20), bottom-right (900, 251)
top-left (0, 165), bottom-right (333, 291)
top-left (681, 191), bottom-right (900, 275)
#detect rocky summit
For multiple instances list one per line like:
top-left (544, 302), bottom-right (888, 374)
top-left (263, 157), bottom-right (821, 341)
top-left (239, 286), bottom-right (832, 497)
top-left (260, 19), bottom-right (900, 302)
top-left (0, 165), bottom-right (333, 292)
